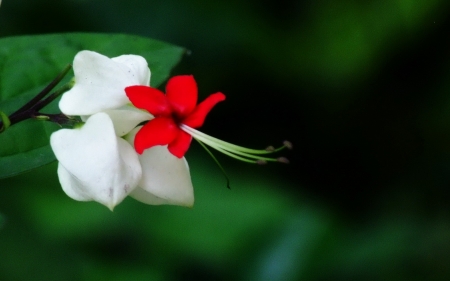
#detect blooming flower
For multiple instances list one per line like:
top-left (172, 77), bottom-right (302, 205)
top-left (126, 75), bottom-right (291, 164)
top-left (51, 51), bottom-right (194, 210)
top-left (125, 75), bottom-right (225, 158)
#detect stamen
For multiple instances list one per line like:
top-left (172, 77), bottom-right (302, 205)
top-left (196, 139), bottom-right (231, 189)
top-left (210, 144), bottom-right (278, 163)
top-left (277, 157), bottom-right (290, 164)
top-left (283, 140), bottom-right (293, 150)
top-left (181, 124), bottom-right (290, 164)
top-left (181, 125), bottom-right (288, 155)
top-left (265, 145), bottom-right (275, 152)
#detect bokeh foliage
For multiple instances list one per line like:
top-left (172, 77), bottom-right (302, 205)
top-left (1, 0), bottom-right (450, 280)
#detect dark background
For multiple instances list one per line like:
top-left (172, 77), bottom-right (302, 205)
top-left (1, 0), bottom-right (450, 280)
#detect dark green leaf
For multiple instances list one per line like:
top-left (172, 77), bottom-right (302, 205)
top-left (0, 33), bottom-right (186, 179)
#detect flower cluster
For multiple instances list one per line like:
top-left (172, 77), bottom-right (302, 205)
top-left (51, 51), bottom-right (194, 210)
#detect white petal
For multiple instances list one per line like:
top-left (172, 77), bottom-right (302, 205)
top-left (57, 163), bottom-right (92, 201)
top-left (104, 105), bottom-right (153, 137)
top-left (50, 112), bottom-right (142, 210)
top-left (59, 50), bottom-right (150, 116)
top-left (129, 187), bottom-right (173, 205)
top-left (125, 127), bottom-right (194, 207)
top-left (112, 55), bottom-right (151, 86)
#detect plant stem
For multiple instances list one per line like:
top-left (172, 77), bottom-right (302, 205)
top-left (9, 64), bottom-right (72, 119)
top-left (0, 64), bottom-right (73, 132)
top-left (7, 81), bottom-right (73, 127)
top-left (31, 82), bottom-right (74, 112)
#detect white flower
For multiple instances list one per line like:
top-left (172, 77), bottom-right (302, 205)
top-left (59, 50), bottom-right (151, 115)
top-left (51, 51), bottom-right (194, 210)
top-left (51, 112), bottom-right (142, 210)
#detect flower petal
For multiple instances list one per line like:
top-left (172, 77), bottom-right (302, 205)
top-left (129, 187), bottom-right (174, 205)
top-left (125, 85), bottom-right (171, 116)
top-left (57, 163), bottom-right (92, 201)
top-left (50, 112), bottom-right (142, 210)
top-left (126, 128), bottom-right (194, 207)
top-left (182, 92), bottom-right (226, 128)
top-left (59, 51), bottom-right (150, 115)
top-left (104, 106), bottom-right (153, 137)
top-left (168, 129), bottom-right (192, 158)
top-left (112, 54), bottom-right (151, 86)
top-left (166, 75), bottom-right (198, 118)
top-left (134, 117), bottom-right (179, 154)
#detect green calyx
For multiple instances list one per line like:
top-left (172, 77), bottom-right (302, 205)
top-left (0, 111), bottom-right (11, 133)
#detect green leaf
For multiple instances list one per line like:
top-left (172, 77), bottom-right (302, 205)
top-left (0, 33), bottom-right (186, 179)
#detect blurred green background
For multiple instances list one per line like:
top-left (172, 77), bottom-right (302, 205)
top-left (2, 0), bottom-right (450, 280)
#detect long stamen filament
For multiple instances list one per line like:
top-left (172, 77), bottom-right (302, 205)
top-left (181, 124), bottom-right (287, 155)
top-left (211, 144), bottom-right (280, 163)
top-left (196, 139), bottom-right (231, 189)
top-left (181, 124), bottom-right (289, 164)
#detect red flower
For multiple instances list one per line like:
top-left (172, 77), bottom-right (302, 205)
top-left (125, 75), bottom-right (225, 158)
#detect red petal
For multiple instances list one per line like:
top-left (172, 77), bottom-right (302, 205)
top-left (134, 117), bottom-right (179, 154)
top-left (182, 92), bottom-right (226, 128)
top-left (165, 75), bottom-right (198, 118)
top-left (168, 130), bottom-right (193, 158)
top-left (125, 85), bottom-right (171, 116)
